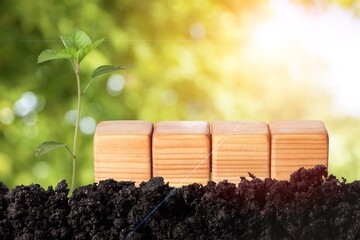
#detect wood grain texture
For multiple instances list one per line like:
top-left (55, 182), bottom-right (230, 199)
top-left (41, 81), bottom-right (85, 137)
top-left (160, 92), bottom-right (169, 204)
top-left (211, 121), bottom-right (270, 182)
top-left (94, 120), bottom-right (153, 184)
top-left (269, 120), bottom-right (328, 180)
top-left (152, 121), bottom-right (211, 187)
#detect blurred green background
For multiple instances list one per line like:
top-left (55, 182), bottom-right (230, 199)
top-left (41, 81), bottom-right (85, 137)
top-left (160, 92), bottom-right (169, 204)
top-left (1, 0), bottom-right (360, 188)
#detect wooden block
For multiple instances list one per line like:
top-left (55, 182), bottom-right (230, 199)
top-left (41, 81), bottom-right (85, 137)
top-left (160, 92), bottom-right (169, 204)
top-left (94, 120), bottom-right (153, 184)
top-left (269, 120), bottom-right (328, 180)
top-left (211, 121), bottom-right (270, 183)
top-left (152, 121), bottom-right (211, 187)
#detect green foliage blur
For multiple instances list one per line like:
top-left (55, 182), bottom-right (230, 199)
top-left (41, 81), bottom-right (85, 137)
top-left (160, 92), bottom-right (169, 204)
top-left (0, 0), bottom-right (359, 188)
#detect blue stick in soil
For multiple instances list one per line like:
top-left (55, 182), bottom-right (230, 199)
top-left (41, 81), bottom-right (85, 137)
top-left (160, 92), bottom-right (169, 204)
top-left (124, 188), bottom-right (177, 240)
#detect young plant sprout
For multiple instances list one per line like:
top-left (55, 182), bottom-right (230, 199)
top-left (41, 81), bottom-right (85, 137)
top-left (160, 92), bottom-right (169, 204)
top-left (36, 30), bottom-right (132, 193)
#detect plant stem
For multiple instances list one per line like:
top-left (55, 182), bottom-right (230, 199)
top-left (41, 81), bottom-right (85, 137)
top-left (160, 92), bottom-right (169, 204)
top-left (72, 63), bottom-right (81, 193)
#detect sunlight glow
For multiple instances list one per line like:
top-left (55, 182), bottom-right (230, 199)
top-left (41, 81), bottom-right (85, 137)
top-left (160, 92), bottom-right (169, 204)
top-left (33, 161), bottom-right (49, 179)
top-left (248, 0), bottom-right (360, 116)
top-left (0, 107), bottom-right (14, 125)
top-left (107, 74), bottom-right (125, 96)
top-left (189, 22), bottom-right (206, 40)
top-left (13, 92), bottom-right (38, 117)
top-left (80, 117), bottom-right (97, 135)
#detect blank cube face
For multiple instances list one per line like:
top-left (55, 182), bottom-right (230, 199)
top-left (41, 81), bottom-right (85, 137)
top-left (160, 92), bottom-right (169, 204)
top-left (152, 121), bottom-right (211, 187)
top-left (269, 120), bottom-right (328, 180)
top-left (94, 120), bottom-right (153, 184)
top-left (212, 121), bottom-right (270, 183)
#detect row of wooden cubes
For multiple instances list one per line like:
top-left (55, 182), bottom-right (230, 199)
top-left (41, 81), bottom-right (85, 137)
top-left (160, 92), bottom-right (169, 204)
top-left (94, 120), bottom-right (328, 187)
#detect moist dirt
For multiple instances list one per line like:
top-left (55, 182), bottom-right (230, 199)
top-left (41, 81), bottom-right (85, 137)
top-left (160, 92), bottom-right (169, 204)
top-left (0, 165), bottom-right (359, 239)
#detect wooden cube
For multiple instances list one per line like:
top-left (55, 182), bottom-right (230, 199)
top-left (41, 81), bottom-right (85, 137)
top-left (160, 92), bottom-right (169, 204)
top-left (269, 120), bottom-right (328, 180)
top-left (152, 121), bottom-right (211, 187)
top-left (94, 120), bottom-right (153, 184)
top-left (211, 121), bottom-right (270, 182)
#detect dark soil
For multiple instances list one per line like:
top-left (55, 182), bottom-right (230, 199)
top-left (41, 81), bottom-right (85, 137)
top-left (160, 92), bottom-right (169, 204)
top-left (0, 165), bottom-right (359, 239)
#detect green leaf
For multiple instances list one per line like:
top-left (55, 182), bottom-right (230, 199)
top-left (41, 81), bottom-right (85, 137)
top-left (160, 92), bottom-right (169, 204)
top-left (77, 37), bottom-right (105, 63)
top-left (91, 65), bottom-right (135, 78)
top-left (60, 30), bottom-right (92, 51)
top-left (37, 48), bottom-right (76, 63)
top-left (36, 141), bottom-right (74, 157)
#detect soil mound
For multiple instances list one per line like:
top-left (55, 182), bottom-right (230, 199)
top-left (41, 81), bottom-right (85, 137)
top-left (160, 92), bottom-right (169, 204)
top-left (0, 165), bottom-right (359, 239)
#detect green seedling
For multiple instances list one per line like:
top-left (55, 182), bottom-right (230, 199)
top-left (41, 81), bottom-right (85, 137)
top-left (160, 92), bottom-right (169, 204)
top-left (36, 29), bottom-right (132, 193)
